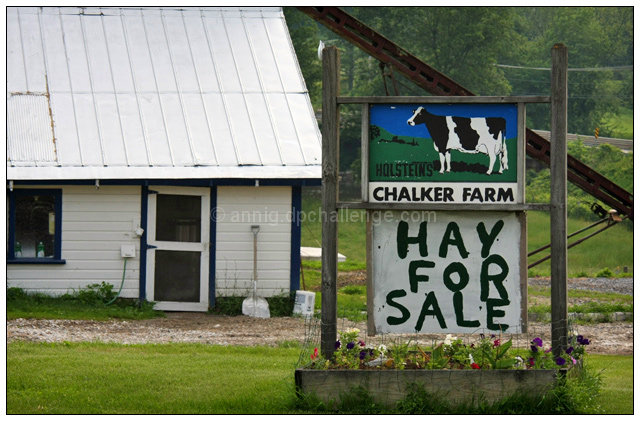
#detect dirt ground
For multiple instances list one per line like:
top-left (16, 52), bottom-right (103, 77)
top-left (7, 311), bottom-right (633, 355)
top-left (7, 276), bottom-right (633, 355)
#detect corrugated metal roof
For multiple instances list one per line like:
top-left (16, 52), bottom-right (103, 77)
top-left (6, 7), bottom-right (321, 180)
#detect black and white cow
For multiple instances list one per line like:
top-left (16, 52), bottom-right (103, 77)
top-left (407, 107), bottom-right (508, 175)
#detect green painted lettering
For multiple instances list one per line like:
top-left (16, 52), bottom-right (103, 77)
top-left (409, 260), bottom-right (435, 293)
top-left (415, 291), bottom-right (446, 331)
top-left (476, 220), bottom-right (505, 258)
top-left (438, 222), bottom-right (469, 259)
top-left (480, 254), bottom-right (510, 302)
top-left (385, 289), bottom-right (411, 326)
top-left (397, 221), bottom-right (428, 259)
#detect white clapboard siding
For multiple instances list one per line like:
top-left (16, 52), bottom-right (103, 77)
top-left (7, 185), bottom-right (141, 298)
top-left (215, 186), bottom-right (291, 297)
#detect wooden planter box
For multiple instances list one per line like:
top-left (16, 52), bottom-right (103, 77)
top-left (295, 368), bottom-right (564, 407)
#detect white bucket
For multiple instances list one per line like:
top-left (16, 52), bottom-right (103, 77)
top-left (293, 290), bottom-right (315, 317)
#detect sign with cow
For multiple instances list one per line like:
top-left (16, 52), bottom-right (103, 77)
top-left (368, 103), bottom-right (521, 204)
top-left (370, 210), bottom-right (526, 334)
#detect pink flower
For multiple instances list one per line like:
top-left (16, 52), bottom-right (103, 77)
top-left (358, 340), bottom-right (366, 347)
top-left (493, 339), bottom-right (501, 347)
top-left (471, 363), bottom-right (481, 369)
top-left (311, 347), bottom-right (318, 360)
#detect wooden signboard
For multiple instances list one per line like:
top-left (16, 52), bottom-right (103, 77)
top-left (370, 210), bottom-right (526, 334)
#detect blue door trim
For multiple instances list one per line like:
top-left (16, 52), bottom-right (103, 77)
top-left (290, 185), bottom-right (302, 292)
top-left (209, 185), bottom-right (217, 309)
top-left (139, 185), bottom-right (149, 302)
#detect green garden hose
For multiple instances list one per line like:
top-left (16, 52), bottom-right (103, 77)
top-left (106, 257), bottom-right (128, 306)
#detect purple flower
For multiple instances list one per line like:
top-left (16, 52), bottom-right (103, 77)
top-left (359, 350), bottom-right (367, 360)
top-left (532, 337), bottom-right (543, 347)
top-left (566, 346), bottom-right (574, 355)
top-left (346, 341), bottom-right (355, 350)
top-left (335, 340), bottom-right (341, 350)
top-left (576, 335), bottom-right (590, 345)
top-left (556, 357), bottom-right (566, 366)
top-left (530, 345), bottom-right (538, 353)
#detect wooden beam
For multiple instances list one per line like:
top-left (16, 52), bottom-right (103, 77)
top-left (321, 46), bottom-right (340, 359)
top-left (337, 95), bottom-right (550, 104)
top-left (550, 43), bottom-right (569, 357)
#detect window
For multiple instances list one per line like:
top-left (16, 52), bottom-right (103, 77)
top-left (7, 189), bottom-right (64, 264)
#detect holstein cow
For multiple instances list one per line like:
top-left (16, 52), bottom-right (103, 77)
top-left (407, 107), bottom-right (508, 175)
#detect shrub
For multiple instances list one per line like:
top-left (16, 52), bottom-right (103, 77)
top-left (595, 267), bottom-right (614, 278)
top-left (7, 287), bottom-right (28, 301)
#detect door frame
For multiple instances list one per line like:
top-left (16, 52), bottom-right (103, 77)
top-left (146, 186), bottom-right (210, 311)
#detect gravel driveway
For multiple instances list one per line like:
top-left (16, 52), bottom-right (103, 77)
top-left (7, 278), bottom-right (633, 355)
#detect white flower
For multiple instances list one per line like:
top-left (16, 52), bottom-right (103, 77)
top-left (469, 354), bottom-right (475, 364)
top-left (377, 344), bottom-right (387, 355)
top-left (443, 334), bottom-right (457, 346)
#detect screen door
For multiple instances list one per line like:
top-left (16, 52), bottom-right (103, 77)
top-left (146, 187), bottom-right (210, 311)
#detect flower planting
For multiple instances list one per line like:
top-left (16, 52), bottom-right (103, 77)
top-left (305, 329), bottom-right (590, 371)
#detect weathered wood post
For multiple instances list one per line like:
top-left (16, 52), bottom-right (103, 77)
top-left (321, 46), bottom-right (340, 359)
top-left (550, 43), bottom-right (568, 357)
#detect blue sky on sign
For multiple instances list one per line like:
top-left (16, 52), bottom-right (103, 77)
top-left (370, 103), bottom-right (518, 139)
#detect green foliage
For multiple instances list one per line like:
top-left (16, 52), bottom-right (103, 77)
top-left (526, 139), bottom-right (633, 221)
top-left (64, 282), bottom-right (116, 304)
top-left (340, 285), bottom-right (365, 295)
top-left (210, 293), bottom-right (296, 317)
top-left (595, 267), bottom-right (614, 278)
top-left (209, 296), bottom-right (244, 316)
top-left (286, 6), bottom-right (633, 168)
top-left (267, 292), bottom-right (296, 317)
top-left (6, 287), bottom-right (162, 321)
top-left (335, 387), bottom-right (385, 414)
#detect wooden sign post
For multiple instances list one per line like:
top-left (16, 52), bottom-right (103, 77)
top-left (318, 42), bottom-right (569, 359)
top-left (320, 46), bottom-right (339, 359)
top-left (550, 43), bottom-right (568, 357)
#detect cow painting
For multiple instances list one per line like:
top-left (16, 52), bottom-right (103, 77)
top-left (407, 107), bottom-right (508, 175)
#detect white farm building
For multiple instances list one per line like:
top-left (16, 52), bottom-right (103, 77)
top-left (6, 7), bottom-right (321, 311)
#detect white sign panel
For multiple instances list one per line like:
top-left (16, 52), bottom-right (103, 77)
top-left (369, 182), bottom-right (517, 204)
top-left (372, 210), bottom-right (524, 334)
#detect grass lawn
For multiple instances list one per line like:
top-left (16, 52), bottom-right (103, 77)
top-left (6, 341), bottom-right (632, 414)
top-left (585, 354), bottom-right (634, 414)
top-left (6, 342), bottom-right (301, 414)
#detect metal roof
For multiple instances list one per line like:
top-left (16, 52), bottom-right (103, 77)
top-left (7, 7), bottom-right (321, 180)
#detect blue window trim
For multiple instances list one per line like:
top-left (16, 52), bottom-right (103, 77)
top-left (7, 188), bottom-right (65, 264)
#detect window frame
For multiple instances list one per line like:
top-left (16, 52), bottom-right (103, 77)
top-left (7, 188), bottom-right (65, 264)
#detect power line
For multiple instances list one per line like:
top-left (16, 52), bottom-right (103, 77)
top-left (494, 63), bottom-right (633, 72)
